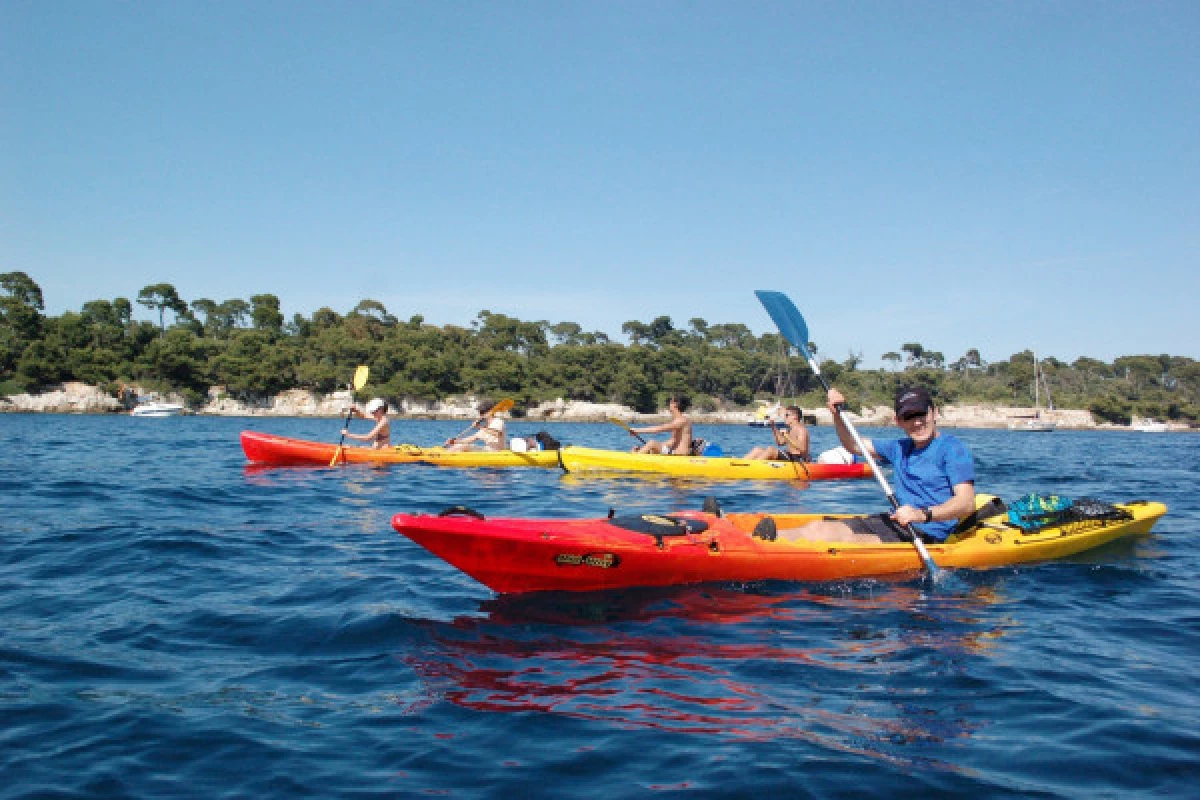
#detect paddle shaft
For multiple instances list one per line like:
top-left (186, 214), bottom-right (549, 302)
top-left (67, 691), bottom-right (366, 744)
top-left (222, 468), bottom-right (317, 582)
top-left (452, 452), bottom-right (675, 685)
top-left (449, 399), bottom-right (514, 444)
top-left (330, 365), bottom-right (370, 467)
top-left (608, 418), bottom-right (647, 445)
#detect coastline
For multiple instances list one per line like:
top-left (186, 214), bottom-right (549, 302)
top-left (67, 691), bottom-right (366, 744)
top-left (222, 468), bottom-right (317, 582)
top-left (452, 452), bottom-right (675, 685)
top-left (1, 381), bottom-right (1191, 431)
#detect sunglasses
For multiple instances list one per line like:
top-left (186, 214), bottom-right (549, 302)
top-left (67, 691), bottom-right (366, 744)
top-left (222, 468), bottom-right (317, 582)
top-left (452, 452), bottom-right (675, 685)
top-left (899, 409), bottom-right (929, 422)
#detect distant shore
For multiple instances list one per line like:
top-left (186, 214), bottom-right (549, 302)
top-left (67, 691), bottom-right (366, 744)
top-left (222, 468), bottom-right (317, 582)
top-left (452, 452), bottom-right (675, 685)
top-left (1, 381), bottom-right (1192, 431)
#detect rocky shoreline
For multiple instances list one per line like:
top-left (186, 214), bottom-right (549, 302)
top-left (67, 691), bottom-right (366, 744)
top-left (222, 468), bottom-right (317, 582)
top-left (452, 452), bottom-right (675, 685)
top-left (0, 381), bottom-right (1191, 431)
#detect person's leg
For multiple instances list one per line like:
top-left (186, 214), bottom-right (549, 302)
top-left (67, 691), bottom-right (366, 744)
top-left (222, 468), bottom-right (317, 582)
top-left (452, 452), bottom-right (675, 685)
top-left (777, 519), bottom-right (882, 543)
top-left (775, 514), bottom-right (905, 544)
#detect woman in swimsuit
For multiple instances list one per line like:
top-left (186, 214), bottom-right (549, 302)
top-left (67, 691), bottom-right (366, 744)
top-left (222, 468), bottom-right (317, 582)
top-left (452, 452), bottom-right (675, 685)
top-left (342, 397), bottom-right (391, 449)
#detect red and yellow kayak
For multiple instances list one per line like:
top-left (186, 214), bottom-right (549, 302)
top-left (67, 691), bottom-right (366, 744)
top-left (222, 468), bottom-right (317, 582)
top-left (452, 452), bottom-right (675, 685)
top-left (240, 431), bottom-right (561, 468)
top-left (391, 495), bottom-right (1167, 594)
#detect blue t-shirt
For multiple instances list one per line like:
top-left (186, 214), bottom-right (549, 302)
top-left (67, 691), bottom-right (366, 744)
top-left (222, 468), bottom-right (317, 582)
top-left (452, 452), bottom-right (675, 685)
top-left (873, 433), bottom-right (975, 541)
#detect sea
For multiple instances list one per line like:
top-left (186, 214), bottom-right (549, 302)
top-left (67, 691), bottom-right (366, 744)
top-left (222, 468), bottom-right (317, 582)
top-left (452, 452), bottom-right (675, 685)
top-left (2, 414), bottom-right (1197, 799)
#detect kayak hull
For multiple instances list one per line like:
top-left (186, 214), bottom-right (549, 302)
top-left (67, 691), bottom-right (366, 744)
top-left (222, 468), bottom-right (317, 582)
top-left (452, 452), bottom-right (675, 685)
top-left (558, 446), bottom-right (871, 481)
top-left (240, 431), bottom-right (561, 468)
top-left (391, 497), bottom-right (1167, 594)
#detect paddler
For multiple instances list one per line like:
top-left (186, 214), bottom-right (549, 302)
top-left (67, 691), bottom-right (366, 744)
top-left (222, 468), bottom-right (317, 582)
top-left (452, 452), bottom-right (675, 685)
top-left (743, 405), bottom-right (810, 462)
top-left (630, 395), bottom-right (694, 455)
top-left (445, 400), bottom-right (508, 452)
top-left (762, 386), bottom-right (975, 543)
top-left (341, 397), bottom-right (391, 449)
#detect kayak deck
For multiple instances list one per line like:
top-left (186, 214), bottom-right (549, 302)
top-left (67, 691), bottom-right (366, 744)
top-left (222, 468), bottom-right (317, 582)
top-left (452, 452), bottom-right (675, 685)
top-left (391, 496), bottom-right (1167, 593)
top-left (558, 445), bottom-right (872, 482)
top-left (240, 430), bottom-right (561, 468)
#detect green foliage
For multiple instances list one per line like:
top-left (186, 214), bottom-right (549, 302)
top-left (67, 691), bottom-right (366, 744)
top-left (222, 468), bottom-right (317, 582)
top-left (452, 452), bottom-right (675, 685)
top-left (4, 272), bottom-right (1198, 424)
top-left (1090, 394), bottom-right (1133, 425)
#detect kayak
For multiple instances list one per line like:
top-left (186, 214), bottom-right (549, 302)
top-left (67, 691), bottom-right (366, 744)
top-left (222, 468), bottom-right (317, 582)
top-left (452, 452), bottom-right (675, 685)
top-left (391, 495), bottom-right (1167, 594)
top-left (240, 431), bottom-right (561, 468)
top-left (557, 445), bottom-right (871, 481)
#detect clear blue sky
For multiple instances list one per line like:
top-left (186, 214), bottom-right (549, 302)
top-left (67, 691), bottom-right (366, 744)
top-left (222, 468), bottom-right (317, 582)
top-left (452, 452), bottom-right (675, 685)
top-left (3, 2), bottom-right (1197, 367)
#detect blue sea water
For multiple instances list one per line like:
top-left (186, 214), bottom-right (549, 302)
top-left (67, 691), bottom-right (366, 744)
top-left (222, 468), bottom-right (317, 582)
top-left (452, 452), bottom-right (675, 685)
top-left (2, 414), bottom-right (1198, 799)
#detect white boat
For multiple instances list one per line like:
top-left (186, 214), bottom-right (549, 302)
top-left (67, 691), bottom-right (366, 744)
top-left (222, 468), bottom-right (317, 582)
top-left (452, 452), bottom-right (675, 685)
top-left (748, 402), bottom-right (787, 428)
top-left (130, 402), bottom-right (185, 417)
top-left (1009, 351), bottom-right (1056, 432)
top-left (1009, 414), bottom-right (1057, 432)
top-left (1132, 418), bottom-right (1169, 433)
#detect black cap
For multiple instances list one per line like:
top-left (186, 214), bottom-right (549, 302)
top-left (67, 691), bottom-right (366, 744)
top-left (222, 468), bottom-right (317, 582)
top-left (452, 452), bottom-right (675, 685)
top-left (894, 386), bottom-right (933, 416)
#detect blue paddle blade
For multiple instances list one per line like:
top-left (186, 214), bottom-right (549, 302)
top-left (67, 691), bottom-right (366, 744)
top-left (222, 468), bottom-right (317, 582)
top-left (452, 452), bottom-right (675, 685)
top-left (755, 290), bottom-right (811, 359)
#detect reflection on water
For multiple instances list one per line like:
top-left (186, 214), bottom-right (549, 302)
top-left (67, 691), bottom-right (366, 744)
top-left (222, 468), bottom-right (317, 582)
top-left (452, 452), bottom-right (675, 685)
top-left (401, 582), bottom-right (1010, 767)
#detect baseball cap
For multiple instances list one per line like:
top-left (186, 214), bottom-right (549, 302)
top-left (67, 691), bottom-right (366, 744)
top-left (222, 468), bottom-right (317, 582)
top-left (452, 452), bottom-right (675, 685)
top-left (894, 387), bottom-right (932, 417)
top-left (365, 397), bottom-right (386, 414)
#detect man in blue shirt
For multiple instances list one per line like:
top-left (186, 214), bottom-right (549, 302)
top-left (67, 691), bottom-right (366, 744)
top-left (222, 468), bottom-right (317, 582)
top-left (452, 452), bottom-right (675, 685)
top-left (771, 386), bottom-right (976, 544)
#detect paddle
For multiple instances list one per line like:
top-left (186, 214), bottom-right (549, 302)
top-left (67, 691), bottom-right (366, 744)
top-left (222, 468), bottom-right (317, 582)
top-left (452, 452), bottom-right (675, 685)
top-left (606, 417), bottom-right (647, 445)
top-left (755, 290), bottom-right (940, 578)
top-left (330, 365), bottom-right (370, 466)
top-left (447, 398), bottom-right (515, 446)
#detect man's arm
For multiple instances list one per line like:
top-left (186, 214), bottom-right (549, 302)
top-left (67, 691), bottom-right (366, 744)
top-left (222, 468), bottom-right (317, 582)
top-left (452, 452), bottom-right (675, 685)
top-left (892, 482), bottom-right (976, 527)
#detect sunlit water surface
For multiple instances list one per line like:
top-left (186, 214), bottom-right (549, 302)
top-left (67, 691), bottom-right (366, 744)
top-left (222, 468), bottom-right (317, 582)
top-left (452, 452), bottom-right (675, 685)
top-left (2, 415), bottom-right (1197, 798)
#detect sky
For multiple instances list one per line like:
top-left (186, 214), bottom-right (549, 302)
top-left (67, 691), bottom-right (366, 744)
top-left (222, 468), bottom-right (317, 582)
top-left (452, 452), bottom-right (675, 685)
top-left (3, 1), bottom-right (1198, 367)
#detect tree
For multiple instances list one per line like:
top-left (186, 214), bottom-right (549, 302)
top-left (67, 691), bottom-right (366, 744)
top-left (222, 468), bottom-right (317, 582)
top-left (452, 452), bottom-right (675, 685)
top-left (549, 321), bottom-right (582, 346)
top-left (351, 299), bottom-right (398, 327)
top-left (137, 284), bottom-right (188, 335)
top-left (901, 342), bottom-right (924, 368)
top-left (622, 320), bottom-right (652, 346)
top-left (191, 298), bottom-right (219, 334)
top-left (250, 294), bottom-right (284, 334)
top-left (882, 352), bottom-right (902, 372)
top-left (1, 272), bottom-right (46, 376)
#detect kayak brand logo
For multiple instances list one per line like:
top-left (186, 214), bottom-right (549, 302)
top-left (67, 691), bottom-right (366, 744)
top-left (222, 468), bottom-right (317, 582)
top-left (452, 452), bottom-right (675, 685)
top-left (555, 552), bottom-right (620, 569)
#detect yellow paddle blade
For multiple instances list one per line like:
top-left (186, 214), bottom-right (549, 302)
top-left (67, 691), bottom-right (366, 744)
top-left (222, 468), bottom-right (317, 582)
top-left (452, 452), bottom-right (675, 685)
top-left (352, 365), bottom-right (369, 391)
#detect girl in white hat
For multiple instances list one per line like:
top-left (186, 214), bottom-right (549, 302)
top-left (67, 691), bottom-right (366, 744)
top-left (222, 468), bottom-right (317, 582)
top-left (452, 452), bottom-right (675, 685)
top-left (342, 397), bottom-right (391, 448)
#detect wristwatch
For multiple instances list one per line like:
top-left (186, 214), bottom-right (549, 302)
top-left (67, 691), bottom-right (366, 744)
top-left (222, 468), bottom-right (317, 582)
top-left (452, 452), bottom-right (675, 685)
top-left (923, 507), bottom-right (934, 523)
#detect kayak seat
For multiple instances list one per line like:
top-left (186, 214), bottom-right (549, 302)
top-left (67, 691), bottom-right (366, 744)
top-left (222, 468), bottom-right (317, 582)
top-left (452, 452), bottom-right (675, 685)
top-left (702, 497), bottom-right (723, 517)
top-left (951, 496), bottom-right (1009, 536)
top-left (752, 516), bottom-right (777, 542)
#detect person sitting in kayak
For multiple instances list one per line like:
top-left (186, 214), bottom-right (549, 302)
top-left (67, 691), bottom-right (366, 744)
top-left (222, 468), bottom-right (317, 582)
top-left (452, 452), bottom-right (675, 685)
top-left (445, 400), bottom-right (507, 452)
top-left (631, 395), bottom-right (693, 455)
top-left (744, 405), bottom-right (810, 461)
top-left (766, 386), bottom-right (975, 543)
top-left (342, 397), bottom-right (391, 449)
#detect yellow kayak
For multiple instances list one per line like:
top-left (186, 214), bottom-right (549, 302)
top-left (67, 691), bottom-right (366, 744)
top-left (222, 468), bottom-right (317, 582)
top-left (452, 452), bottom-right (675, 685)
top-left (557, 445), bottom-right (872, 481)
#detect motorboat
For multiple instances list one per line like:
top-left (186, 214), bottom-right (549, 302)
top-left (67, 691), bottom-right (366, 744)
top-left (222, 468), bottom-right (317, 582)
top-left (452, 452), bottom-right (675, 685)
top-left (130, 402), bottom-right (185, 417)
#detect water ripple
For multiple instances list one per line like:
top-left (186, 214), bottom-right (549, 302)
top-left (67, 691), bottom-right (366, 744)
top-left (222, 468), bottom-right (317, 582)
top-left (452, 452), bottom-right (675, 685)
top-left (1, 416), bottom-right (1197, 798)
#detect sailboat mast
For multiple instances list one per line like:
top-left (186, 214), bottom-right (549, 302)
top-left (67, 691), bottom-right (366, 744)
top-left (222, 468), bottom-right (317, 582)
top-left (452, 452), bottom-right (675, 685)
top-left (1033, 350), bottom-right (1040, 411)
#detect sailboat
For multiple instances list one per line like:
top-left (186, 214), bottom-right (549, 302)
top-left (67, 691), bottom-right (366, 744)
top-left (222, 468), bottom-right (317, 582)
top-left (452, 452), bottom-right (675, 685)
top-left (1009, 352), bottom-right (1056, 432)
